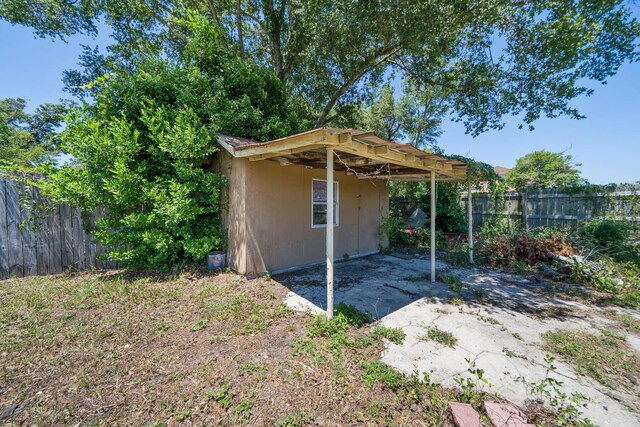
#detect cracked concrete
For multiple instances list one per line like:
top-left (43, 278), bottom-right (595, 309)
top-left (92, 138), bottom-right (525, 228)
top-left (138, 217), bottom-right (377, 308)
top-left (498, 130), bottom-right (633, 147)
top-left (277, 253), bottom-right (640, 427)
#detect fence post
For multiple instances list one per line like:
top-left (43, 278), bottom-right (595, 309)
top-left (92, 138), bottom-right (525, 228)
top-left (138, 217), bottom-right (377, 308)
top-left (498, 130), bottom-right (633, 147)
top-left (521, 190), bottom-right (528, 231)
top-left (467, 181), bottom-right (474, 264)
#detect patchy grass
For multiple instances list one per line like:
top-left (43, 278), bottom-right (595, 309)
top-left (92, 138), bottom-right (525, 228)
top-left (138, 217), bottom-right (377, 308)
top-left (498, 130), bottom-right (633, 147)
top-left (601, 309), bottom-right (640, 334)
top-left (404, 273), bottom-right (430, 282)
top-left (477, 315), bottom-right (500, 325)
top-left (446, 297), bottom-right (465, 306)
top-left (543, 329), bottom-right (640, 391)
top-left (421, 326), bottom-right (458, 347)
top-left (437, 273), bottom-right (467, 293)
top-left (369, 325), bottom-right (406, 345)
top-left (0, 271), bottom-right (463, 426)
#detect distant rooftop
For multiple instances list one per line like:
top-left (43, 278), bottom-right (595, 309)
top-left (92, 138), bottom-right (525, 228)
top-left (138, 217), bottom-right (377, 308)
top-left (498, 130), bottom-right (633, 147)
top-left (494, 166), bottom-right (510, 177)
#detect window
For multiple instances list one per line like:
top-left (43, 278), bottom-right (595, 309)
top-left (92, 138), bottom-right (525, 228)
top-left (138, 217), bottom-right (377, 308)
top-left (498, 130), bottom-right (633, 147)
top-left (312, 179), bottom-right (338, 227)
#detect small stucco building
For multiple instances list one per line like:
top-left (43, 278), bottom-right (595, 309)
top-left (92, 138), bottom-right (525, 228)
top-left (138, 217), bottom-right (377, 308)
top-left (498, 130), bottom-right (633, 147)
top-left (214, 128), bottom-right (469, 278)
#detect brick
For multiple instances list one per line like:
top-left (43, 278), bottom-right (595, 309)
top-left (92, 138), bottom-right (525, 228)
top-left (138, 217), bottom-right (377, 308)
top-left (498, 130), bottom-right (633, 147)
top-left (449, 402), bottom-right (483, 427)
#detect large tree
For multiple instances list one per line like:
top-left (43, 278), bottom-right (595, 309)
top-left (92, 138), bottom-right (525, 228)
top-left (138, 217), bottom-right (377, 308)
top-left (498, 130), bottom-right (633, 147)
top-left (506, 150), bottom-right (585, 191)
top-left (358, 80), bottom-right (446, 147)
top-left (0, 98), bottom-right (74, 167)
top-left (2, 1), bottom-right (638, 138)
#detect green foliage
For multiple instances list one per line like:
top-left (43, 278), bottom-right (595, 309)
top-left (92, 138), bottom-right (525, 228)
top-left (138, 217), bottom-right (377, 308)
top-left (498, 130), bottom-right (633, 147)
top-left (369, 325), bottom-right (406, 345)
top-left (4, 0), bottom-right (638, 137)
top-left (43, 95), bottom-right (226, 270)
top-left (421, 327), bottom-right (457, 347)
top-left (189, 319), bottom-right (208, 332)
top-left (357, 80), bottom-right (445, 148)
top-left (589, 258), bottom-right (640, 308)
top-left (380, 214), bottom-right (410, 246)
top-left (0, 98), bottom-right (74, 167)
top-left (544, 330), bottom-right (640, 390)
top-left (39, 24), bottom-right (305, 270)
top-left (506, 150), bottom-right (585, 191)
top-left (577, 219), bottom-right (638, 262)
top-left (512, 355), bottom-right (594, 426)
top-left (276, 411), bottom-right (316, 427)
top-left (389, 181), bottom-right (467, 234)
top-left (453, 358), bottom-right (491, 406)
top-left (307, 303), bottom-right (371, 340)
top-left (206, 380), bottom-right (235, 410)
top-left (361, 361), bottom-right (406, 389)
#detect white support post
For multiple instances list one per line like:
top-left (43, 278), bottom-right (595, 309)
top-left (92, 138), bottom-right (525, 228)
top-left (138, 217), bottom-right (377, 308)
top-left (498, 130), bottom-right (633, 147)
top-left (326, 147), bottom-right (334, 319)
top-left (430, 170), bottom-right (436, 282)
top-left (468, 180), bottom-right (474, 264)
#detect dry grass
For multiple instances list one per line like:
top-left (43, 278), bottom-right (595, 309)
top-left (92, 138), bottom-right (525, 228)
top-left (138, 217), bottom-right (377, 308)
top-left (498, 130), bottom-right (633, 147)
top-left (542, 329), bottom-right (640, 392)
top-left (0, 270), bottom-right (461, 426)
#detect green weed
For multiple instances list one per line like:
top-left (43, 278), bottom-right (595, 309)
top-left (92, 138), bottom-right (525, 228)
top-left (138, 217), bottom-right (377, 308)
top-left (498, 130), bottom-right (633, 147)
top-left (361, 361), bottom-right (406, 389)
top-left (369, 325), bottom-right (406, 345)
top-left (421, 326), bottom-right (457, 347)
top-left (189, 319), bottom-right (208, 332)
top-left (477, 315), bottom-right (500, 325)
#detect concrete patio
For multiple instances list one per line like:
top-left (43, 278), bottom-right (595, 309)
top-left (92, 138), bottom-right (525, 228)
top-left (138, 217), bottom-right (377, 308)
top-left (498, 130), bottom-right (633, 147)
top-left (276, 253), bottom-right (640, 427)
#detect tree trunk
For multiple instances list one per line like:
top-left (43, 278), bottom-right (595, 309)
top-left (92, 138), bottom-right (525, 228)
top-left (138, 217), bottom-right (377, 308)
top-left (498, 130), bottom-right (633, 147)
top-left (236, 0), bottom-right (245, 58)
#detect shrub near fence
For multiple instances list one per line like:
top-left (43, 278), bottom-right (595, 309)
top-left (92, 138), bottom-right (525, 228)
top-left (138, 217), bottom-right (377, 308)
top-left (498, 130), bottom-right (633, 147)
top-left (461, 186), bottom-right (640, 231)
top-left (0, 176), bottom-right (113, 278)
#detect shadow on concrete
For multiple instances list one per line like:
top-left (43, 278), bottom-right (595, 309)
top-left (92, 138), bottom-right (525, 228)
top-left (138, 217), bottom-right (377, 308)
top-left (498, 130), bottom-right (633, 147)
top-left (274, 253), bottom-right (584, 320)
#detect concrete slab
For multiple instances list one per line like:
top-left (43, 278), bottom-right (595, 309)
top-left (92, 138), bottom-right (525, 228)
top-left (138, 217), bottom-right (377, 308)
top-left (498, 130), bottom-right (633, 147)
top-left (277, 254), bottom-right (640, 427)
top-left (484, 401), bottom-right (533, 427)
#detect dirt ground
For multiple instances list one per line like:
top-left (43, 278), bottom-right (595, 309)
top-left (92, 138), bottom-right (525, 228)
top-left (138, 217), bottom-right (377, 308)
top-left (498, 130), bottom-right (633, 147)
top-left (1, 270), bottom-right (461, 426)
top-left (2, 254), bottom-right (639, 426)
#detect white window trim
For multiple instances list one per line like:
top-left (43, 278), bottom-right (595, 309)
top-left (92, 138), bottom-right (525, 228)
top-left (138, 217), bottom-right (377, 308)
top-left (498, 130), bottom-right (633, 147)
top-left (311, 178), bottom-right (339, 228)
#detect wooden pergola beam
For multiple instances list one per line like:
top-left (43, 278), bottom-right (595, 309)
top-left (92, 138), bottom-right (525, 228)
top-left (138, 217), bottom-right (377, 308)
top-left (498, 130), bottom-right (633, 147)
top-left (248, 144), bottom-right (326, 161)
top-left (230, 128), bottom-right (466, 180)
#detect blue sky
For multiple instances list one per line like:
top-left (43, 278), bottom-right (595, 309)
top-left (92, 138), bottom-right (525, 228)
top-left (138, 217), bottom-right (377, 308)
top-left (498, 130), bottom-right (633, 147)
top-left (1, 19), bottom-right (638, 185)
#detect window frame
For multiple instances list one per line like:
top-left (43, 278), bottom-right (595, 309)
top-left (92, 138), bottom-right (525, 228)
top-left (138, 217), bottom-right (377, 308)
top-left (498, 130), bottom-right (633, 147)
top-left (311, 178), bottom-right (339, 228)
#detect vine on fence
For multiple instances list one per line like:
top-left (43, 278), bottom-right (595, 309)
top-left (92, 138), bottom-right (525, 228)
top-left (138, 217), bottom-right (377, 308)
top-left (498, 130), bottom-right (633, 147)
top-left (0, 168), bottom-right (56, 233)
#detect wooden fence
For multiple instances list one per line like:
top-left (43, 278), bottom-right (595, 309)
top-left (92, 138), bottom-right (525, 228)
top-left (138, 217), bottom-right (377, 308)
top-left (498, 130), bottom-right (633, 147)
top-left (0, 176), bottom-right (114, 278)
top-left (461, 188), bottom-right (640, 231)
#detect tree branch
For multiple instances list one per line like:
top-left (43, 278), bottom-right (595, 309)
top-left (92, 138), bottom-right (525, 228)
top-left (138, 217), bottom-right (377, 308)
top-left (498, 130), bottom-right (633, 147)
top-left (315, 45), bottom-right (401, 127)
top-left (236, 0), bottom-right (245, 58)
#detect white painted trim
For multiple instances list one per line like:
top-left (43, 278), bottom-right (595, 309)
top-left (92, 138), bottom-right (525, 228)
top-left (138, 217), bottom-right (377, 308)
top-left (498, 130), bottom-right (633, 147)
top-left (326, 148), bottom-right (335, 319)
top-left (468, 180), bottom-right (474, 264)
top-left (311, 178), bottom-right (339, 228)
top-left (430, 170), bottom-right (436, 282)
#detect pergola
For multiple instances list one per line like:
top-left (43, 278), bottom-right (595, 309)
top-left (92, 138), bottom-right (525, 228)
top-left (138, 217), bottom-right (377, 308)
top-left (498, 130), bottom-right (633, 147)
top-left (218, 127), bottom-right (474, 318)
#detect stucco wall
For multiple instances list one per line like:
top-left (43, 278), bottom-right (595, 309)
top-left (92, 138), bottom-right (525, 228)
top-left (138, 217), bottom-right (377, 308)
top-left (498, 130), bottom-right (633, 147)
top-left (212, 150), bottom-right (247, 274)
top-left (231, 157), bottom-right (388, 275)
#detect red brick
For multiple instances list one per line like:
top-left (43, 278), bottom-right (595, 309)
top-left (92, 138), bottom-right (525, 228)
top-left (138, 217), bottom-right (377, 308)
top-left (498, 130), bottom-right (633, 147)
top-left (449, 402), bottom-right (483, 427)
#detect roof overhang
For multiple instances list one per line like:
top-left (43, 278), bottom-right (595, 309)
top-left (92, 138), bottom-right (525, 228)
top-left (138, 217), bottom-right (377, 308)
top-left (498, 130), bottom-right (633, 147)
top-left (217, 128), bottom-right (467, 181)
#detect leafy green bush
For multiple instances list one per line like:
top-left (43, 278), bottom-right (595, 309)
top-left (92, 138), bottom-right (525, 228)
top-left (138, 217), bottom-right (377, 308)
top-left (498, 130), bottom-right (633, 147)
top-left (44, 99), bottom-right (226, 270)
top-left (39, 25), bottom-right (304, 270)
top-left (578, 219), bottom-right (638, 262)
top-left (389, 181), bottom-right (467, 233)
top-left (380, 214), bottom-right (411, 246)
